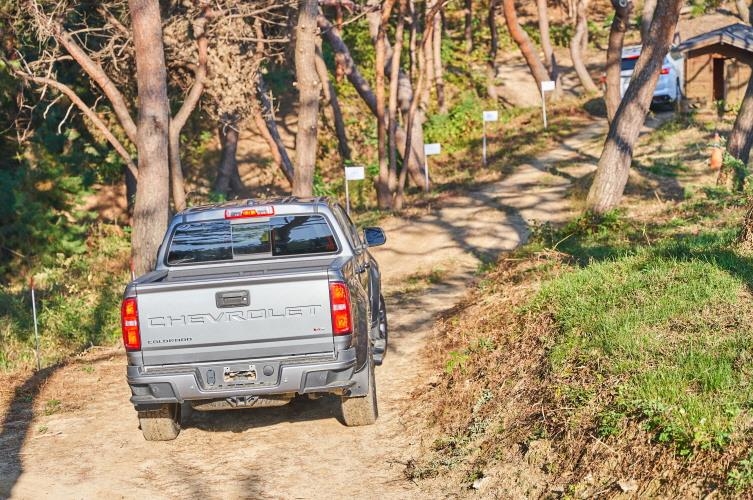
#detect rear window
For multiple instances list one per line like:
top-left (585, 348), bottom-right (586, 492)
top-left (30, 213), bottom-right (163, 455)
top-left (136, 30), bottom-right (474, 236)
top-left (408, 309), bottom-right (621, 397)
top-left (620, 57), bottom-right (638, 72)
top-left (166, 215), bottom-right (339, 265)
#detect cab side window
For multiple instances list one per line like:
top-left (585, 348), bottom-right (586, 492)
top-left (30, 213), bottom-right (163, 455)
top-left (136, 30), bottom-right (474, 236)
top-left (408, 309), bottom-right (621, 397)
top-left (333, 205), bottom-right (362, 249)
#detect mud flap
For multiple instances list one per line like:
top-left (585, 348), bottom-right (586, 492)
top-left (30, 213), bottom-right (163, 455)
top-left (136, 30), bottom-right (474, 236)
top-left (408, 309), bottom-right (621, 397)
top-left (347, 360), bottom-right (371, 397)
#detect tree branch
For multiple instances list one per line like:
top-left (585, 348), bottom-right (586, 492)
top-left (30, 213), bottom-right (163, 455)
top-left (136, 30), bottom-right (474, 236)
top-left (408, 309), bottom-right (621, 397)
top-left (167, 5), bottom-right (211, 212)
top-left (15, 71), bottom-right (138, 179)
top-left (171, 7), bottom-right (209, 132)
top-left (47, 18), bottom-right (138, 144)
top-left (257, 75), bottom-right (294, 184)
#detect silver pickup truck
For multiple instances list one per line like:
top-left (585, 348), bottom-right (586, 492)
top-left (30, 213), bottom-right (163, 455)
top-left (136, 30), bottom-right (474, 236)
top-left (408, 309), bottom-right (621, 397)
top-left (121, 198), bottom-right (388, 441)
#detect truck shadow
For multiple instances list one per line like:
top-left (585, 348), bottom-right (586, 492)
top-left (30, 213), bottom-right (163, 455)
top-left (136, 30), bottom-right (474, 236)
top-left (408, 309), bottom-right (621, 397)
top-left (0, 347), bottom-right (124, 497)
top-left (181, 395), bottom-right (344, 432)
top-left (0, 365), bottom-right (59, 498)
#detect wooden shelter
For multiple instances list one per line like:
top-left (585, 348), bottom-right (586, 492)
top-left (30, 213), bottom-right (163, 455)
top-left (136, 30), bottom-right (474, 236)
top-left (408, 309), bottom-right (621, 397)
top-left (676, 23), bottom-right (753, 106)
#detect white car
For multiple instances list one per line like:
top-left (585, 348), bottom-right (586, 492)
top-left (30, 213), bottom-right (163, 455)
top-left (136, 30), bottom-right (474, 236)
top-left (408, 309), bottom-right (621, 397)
top-left (620, 45), bottom-right (684, 109)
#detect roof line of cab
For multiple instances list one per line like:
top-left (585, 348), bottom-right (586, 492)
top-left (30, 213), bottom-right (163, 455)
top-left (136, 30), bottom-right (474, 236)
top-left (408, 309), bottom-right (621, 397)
top-left (174, 197), bottom-right (334, 223)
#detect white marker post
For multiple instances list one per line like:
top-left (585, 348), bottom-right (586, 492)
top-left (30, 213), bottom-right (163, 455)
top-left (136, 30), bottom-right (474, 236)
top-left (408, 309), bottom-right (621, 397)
top-left (541, 80), bottom-right (556, 129)
top-left (482, 110), bottom-right (499, 167)
top-left (30, 276), bottom-right (40, 371)
top-left (344, 165), bottom-right (365, 216)
top-left (423, 143), bottom-right (441, 192)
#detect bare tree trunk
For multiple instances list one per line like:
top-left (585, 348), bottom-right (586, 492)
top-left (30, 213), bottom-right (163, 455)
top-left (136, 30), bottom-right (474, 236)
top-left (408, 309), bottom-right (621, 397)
top-left (166, 5), bottom-right (209, 213)
top-left (315, 43), bottom-right (351, 162)
top-left (129, 0), bottom-right (170, 275)
top-left (581, 9), bottom-right (589, 54)
top-left (606, 0), bottom-right (634, 123)
top-left (230, 163), bottom-right (244, 195)
top-left (320, 15), bottom-right (426, 188)
top-left (537, 0), bottom-right (555, 75)
top-left (376, 0), bottom-right (396, 208)
top-left (348, 11), bottom-right (428, 188)
top-left (720, 74), bottom-right (753, 190)
top-left (124, 165), bottom-right (137, 214)
top-left (464, 0), bottom-right (473, 53)
top-left (253, 19), bottom-right (294, 186)
top-left (214, 123), bottom-right (241, 197)
top-left (395, 29), bottom-right (426, 210)
top-left (256, 76), bottom-right (294, 185)
top-left (502, 0), bottom-right (549, 90)
top-left (641, 0), bottom-right (656, 43)
top-left (167, 131), bottom-right (187, 211)
top-left (335, 3), bottom-right (346, 82)
top-left (488, 0), bottom-right (499, 67)
top-left (293, 0), bottom-right (320, 198)
top-left (251, 111), bottom-right (285, 181)
top-left (566, 0), bottom-right (575, 19)
top-left (586, 0), bottom-right (683, 214)
top-left (394, 0), bottom-right (442, 210)
top-left (727, 78), bottom-right (753, 164)
top-left (421, 0), bottom-right (436, 110)
top-left (570, 0), bottom-right (599, 94)
top-left (381, 13), bottom-right (429, 191)
top-left (409, 0), bottom-right (418, 81)
top-left (433, 5), bottom-right (446, 113)
top-left (487, 0), bottom-right (500, 99)
top-left (389, 0), bottom-right (408, 194)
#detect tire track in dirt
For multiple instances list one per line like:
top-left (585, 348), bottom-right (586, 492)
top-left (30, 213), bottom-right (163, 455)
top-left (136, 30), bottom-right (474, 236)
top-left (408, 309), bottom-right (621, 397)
top-left (0, 118), bottom-right (605, 499)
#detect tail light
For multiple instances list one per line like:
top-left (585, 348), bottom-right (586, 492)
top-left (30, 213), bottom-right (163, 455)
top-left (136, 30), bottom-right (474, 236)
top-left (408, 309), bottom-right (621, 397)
top-left (121, 297), bottom-right (141, 351)
top-left (329, 282), bottom-right (352, 335)
top-left (660, 67), bottom-right (670, 75)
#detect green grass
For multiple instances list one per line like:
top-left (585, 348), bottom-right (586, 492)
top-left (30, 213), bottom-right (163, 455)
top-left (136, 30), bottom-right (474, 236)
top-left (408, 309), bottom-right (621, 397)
top-left (529, 224), bottom-right (753, 456)
top-left (641, 159), bottom-right (689, 178)
top-left (0, 224), bottom-right (130, 370)
top-left (728, 452), bottom-right (753, 491)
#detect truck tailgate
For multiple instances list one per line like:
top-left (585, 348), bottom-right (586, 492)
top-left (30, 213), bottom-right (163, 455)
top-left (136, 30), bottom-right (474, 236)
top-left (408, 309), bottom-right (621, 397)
top-left (136, 270), bottom-right (334, 365)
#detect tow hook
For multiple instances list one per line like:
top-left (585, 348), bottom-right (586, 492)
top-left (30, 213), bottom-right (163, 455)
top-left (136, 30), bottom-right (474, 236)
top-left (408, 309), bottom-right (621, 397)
top-left (227, 395), bottom-right (259, 407)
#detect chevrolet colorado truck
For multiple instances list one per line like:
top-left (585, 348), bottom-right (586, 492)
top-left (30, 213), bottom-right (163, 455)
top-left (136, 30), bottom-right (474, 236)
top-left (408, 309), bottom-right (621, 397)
top-left (121, 198), bottom-right (388, 441)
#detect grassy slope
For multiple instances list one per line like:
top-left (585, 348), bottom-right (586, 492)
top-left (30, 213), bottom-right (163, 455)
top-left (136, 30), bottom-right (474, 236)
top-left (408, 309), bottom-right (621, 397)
top-left (409, 107), bottom-right (753, 496)
top-left (0, 225), bottom-right (130, 369)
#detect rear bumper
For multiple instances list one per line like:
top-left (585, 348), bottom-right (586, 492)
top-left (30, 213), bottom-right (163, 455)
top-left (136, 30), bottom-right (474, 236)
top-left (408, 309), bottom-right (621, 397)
top-left (651, 94), bottom-right (675, 106)
top-left (127, 347), bottom-right (358, 406)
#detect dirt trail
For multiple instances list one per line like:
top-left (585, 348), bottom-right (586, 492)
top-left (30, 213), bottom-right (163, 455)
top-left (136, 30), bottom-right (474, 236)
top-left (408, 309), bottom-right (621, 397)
top-left (0, 119), bottom-right (605, 499)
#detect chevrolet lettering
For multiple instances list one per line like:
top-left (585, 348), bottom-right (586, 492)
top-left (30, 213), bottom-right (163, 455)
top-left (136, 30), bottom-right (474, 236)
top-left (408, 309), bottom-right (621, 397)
top-left (147, 305), bottom-right (324, 328)
top-left (121, 198), bottom-right (388, 441)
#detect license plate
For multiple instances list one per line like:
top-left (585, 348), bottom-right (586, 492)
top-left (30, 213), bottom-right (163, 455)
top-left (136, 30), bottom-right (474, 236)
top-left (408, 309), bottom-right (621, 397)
top-left (223, 364), bottom-right (257, 383)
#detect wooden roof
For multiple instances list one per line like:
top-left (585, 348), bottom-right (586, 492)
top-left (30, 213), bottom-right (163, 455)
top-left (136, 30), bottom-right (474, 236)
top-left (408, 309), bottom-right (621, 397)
top-left (677, 23), bottom-right (753, 54)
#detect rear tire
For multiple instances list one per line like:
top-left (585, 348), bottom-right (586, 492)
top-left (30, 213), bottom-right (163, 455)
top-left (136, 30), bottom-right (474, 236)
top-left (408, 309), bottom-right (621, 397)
top-left (340, 353), bottom-right (378, 426)
top-left (138, 403), bottom-right (180, 441)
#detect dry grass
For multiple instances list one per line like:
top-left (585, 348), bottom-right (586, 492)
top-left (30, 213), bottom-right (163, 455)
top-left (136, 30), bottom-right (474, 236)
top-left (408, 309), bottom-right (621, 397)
top-left (402, 102), bottom-right (753, 493)
top-left (405, 246), bottom-right (753, 496)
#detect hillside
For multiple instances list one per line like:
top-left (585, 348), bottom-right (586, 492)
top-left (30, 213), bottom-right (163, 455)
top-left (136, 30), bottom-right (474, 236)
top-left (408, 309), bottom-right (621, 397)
top-left (404, 112), bottom-right (753, 496)
top-left (2, 1), bottom-right (753, 497)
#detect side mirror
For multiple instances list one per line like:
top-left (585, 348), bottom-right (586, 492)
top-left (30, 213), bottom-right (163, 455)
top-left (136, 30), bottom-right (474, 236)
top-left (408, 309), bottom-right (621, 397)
top-left (363, 227), bottom-right (387, 247)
